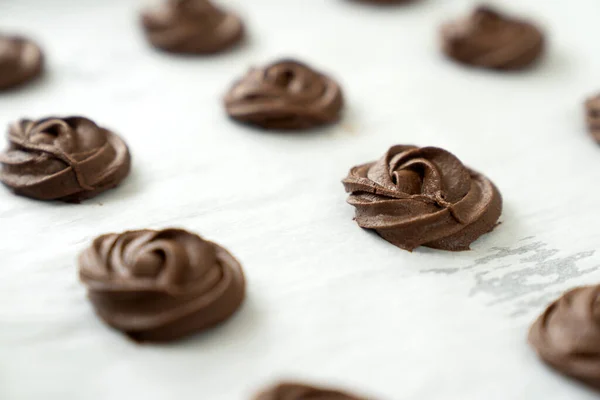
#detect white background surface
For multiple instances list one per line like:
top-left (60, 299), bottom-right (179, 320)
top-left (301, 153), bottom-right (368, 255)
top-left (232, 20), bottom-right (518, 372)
top-left (2, 0), bottom-right (600, 399)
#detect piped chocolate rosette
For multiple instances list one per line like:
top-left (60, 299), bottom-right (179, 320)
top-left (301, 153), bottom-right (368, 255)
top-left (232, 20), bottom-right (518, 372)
top-left (254, 382), bottom-right (369, 400)
top-left (79, 228), bottom-right (245, 343)
top-left (0, 117), bottom-right (130, 202)
top-left (224, 59), bottom-right (344, 130)
top-left (141, 0), bottom-right (244, 54)
top-left (441, 6), bottom-right (545, 70)
top-left (0, 35), bottom-right (44, 90)
top-left (529, 285), bottom-right (600, 390)
top-left (342, 145), bottom-right (502, 251)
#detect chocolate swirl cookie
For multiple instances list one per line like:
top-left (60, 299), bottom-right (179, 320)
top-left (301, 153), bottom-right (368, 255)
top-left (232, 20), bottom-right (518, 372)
top-left (585, 94), bottom-right (600, 143)
top-left (0, 35), bottom-right (44, 90)
top-left (224, 59), bottom-right (344, 130)
top-left (441, 6), bottom-right (545, 71)
top-left (141, 0), bottom-right (244, 54)
top-left (79, 228), bottom-right (245, 343)
top-left (254, 382), bottom-right (368, 400)
top-left (342, 146), bottom-right (502, 251)
top-left (529, 285), bottom-right (600, 390)
top-left (0, 117), bottom-right (130, 202)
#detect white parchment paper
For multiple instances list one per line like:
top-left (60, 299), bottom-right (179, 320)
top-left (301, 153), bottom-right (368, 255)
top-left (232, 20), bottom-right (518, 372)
top-left (2, 0), bottom-right (600, 399)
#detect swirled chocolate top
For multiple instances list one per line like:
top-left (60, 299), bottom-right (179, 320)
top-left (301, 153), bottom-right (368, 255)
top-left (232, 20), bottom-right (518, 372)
top-left (0, 117), bottom-right (130, 202)
top-left (343, 145), bottom-right (502, 251)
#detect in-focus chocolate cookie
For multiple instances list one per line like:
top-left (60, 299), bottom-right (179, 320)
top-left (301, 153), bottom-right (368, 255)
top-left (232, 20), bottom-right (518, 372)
top-left (254, 382), bottom-right (368, 400)
top-left (529, 285), bottom-right (600, 390)
top-left (585, 94), bottom-right (600, 143)
top-left (441, 6), bottom-right (544, 71)
top-left (224, 59), bottom-right (344, 130)
top-left (0, 117), bottom-right (131, 202)
top-left (79, 228), bottom-right (245, 343)
top-left (0, 35), bottom-right (44, 90)
top-left (141, 0), bottom-right (244, 54)
top-left (342, 145), bottom-right (502, 251)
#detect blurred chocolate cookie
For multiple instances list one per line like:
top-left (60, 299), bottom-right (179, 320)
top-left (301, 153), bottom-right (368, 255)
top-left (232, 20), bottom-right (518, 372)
top-left (0, 35), bottom-right (44, 90)
top-left (351, 0), bottom-right (415, 4)
top-left (224, 59), bottom-right (344, 130)
top-left (441, 6), bottom-right (544, 70)
top-left (254, 382), bottom-right (369, 400)
top-left (529, 285), bottom-right (600, 390)
top-left (141, 0), bottom-right (244, 54)
top-left (585, 94), bottom-right (600, 143)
